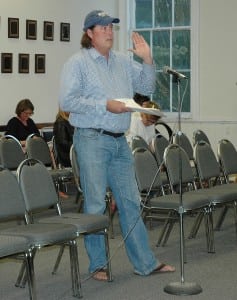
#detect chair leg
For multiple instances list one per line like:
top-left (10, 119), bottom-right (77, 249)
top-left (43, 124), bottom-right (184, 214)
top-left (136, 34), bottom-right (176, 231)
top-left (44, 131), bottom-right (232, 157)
top-left (188, 211), bottom-right (204, 239)
top-left (68, 239), bottom-right (82, 298)
top-left (204, 207), bottom-right (215, 253)
top-left (15, 248), bottom-right (37, 288)
top-left (232, 201), bottom-right (237, 237)
top-left (145, 210), bottom-right (154, 230)
top-left (161, 219), bottom-right (176, 246)
top-left (156, 219), bottom-right (169, 246)
top-left (52, 244), bottom-right (66, 274)
top-left (104, 229), bottom-right (113, 282)
top-left (25, 248), bottom-right (36, 300)
top-left (15, 260), bottom-right (27, 288)
top-left (106, 193), bottom-right (115, 239)
top-left (156, 211), bottom-right (176, 247)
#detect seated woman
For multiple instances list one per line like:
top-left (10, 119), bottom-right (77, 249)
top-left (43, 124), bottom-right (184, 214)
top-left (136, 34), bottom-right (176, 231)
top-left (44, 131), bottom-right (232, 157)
top-left (130, 93), bottom-right (173, 142)
top-left (53, 110), bottom-right (74, 168)
top-left (5, 98), bottom-right (40, 147)
top-left (126, 100), bottom-right (161, 146)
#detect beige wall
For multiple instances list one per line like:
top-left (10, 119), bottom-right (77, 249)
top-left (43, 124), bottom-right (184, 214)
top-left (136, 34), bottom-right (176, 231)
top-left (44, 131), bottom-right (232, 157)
top-left (0, 0), bottom-right (118, 125)
top-left (199, 0), bottom-right (237, 122)
top-left (179, 0), bottom-right (237, 150)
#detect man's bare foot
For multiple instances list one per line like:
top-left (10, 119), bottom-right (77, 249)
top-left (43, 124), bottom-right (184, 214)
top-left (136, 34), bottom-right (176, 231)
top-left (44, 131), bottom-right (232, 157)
top-left (92, 269), bottom-right (108, 281)
top-left (150, 263), bottom-right (175, 274)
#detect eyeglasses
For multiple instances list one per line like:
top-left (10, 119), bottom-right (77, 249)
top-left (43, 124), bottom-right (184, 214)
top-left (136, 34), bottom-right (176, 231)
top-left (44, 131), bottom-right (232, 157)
top-left (22, 111), bottom-right (34, 116)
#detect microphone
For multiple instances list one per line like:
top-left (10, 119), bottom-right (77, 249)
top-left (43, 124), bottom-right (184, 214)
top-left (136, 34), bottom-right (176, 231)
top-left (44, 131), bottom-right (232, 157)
top-left (163, 66), bottom-right (188, 79)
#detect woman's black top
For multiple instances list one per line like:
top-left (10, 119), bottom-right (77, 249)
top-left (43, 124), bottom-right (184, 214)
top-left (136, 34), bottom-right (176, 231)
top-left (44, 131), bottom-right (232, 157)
top-left (5, 117), bottom-right (40, 141)
top-left (53, 116), bottom-right (74, 167)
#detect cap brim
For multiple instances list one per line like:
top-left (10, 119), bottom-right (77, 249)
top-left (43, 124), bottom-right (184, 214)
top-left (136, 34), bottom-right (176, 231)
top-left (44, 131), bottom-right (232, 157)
top-left (83, 17), bottom-right (120, 31)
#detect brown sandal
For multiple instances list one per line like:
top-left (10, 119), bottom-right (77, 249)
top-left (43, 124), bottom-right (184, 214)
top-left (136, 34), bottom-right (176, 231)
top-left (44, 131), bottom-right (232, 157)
top-left (150, 263), bottom-right (175, 275)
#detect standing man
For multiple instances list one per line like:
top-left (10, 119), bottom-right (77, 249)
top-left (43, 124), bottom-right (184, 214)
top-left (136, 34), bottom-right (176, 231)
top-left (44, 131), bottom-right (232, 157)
top-left (59, 10), bottom-right (175, 281)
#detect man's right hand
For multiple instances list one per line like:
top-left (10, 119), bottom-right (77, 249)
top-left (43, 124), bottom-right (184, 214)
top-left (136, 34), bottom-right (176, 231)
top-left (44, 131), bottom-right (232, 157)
top-left (106, 100), bottom-right (132, 114)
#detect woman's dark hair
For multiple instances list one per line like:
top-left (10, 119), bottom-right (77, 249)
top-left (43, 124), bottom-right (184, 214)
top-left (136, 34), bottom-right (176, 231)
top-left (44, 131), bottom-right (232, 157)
top-left (133, 93), bottom-right (150, 106)
top-left (15, 99), bottom-right (34, 116)
top-left (80, 26), bottom-right (95, 49)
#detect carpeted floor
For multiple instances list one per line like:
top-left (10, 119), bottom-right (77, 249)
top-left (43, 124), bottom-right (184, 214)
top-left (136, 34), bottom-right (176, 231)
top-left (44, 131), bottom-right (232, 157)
top-left (0, 192), bottom-right (237, 300)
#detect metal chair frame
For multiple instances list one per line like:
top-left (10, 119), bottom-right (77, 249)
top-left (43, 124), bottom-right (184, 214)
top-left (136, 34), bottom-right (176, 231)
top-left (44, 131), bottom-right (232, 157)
top-left (0, 135), bottom-right (25, 170)
top-left (133, 146), bottom-right (214, 254)
top-left (193, 141), bottom-right (237, 237)
top-left (25, 135), bottom-right (73, 194)
top-left (216, 139), bottom-right (237, 230)
top-left (0, 167), bottom-right (80, 298)
top-left (16, 158), bottom-right (112, 293)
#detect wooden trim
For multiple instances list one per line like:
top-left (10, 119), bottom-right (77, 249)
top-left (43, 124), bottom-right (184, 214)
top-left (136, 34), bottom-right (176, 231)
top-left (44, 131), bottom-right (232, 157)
top-left (36, 122), bottom-right (53, 129)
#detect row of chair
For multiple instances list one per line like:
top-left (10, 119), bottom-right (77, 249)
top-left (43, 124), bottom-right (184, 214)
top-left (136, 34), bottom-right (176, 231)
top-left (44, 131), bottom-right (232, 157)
top-left (0, 134), bottom-right (73, 193)
top-left (132, 132), bottom-right (237, 257)
top-left (0, 140), bottom-right (112, 298)
top-left (0, 132), bottom-right (115, 235)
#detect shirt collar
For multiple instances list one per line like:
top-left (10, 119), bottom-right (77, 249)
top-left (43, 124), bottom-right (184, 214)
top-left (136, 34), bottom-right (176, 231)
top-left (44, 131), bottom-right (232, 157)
top-left (88, 47), bottom-right (115, 61)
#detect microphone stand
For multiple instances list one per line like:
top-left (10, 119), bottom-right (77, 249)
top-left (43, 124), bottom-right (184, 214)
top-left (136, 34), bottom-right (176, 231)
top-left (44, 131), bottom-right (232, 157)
top-left (163, 75), bottom-right (202, 296)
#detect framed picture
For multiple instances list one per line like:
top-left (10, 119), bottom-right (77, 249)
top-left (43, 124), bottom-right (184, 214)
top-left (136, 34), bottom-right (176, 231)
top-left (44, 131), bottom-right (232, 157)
top-left (8, 17), bottom-right (19, 38)
top-left (1, 53), bottom-right (13, 73)
top-left (60, 22), bottom-right (70, 42)
top-left (26, 19), bottom-right (37, 40)
top-left (43, 21), bottom-right (54, 41)
top-left (35, 54), bottom-right (46, 73)
top-left (19, 53), bottom-right (29, 73)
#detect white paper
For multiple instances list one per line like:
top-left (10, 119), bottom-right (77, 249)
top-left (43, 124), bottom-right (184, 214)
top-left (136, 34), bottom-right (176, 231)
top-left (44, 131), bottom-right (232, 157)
top-left (116, 98), bottom-right (165, 117)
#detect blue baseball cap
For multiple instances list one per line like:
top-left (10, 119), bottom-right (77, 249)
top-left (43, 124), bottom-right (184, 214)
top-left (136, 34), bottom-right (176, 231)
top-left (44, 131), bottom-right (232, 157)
top-left (83, 10), bottom-right (120, 31)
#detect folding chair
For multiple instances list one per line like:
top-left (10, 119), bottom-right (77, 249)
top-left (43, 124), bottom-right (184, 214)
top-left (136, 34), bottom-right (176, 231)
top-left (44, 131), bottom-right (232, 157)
top-left (16, 158), bottom-right (112, 288)
top-left (218, 139), bottom-right (237, 183)
top-left (193, 129), bottom-right (210, 147)
top-left (131, 135), bottom-right (149, 151)
top-left (193, 140), bottom-right (237, 236)
top-left (173, 132), bottom-right (198, 179)
top-left (0, 135), bottom-right (25, 171)
top-left (133, 147), bottom-right (213, 253)
top-left (216, 139), bottom-right (237, 230)
top-left (0, 235), bottom-right (35, 299)
top-left (0, 166), bottom-right (80, 298)
top-left (166, 142), bottom-right (237, 241)
top-left (155, 120), bottom-right (173, 141)
top-left (173, 132), bottom-right (193, 161)
top-left (25, 135), bottom-right (73, 193)
top-left (149, 133), bottom-right (170, 186)
top-left (150, 133), bottom-right (169, 167)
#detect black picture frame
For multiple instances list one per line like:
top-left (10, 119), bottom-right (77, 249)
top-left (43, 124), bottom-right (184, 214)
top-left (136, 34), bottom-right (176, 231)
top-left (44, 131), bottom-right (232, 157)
top-left (19, 53), bottom-right (29, 73)
top-left (60, 22), bottom-right (70, 42)
top-left (35, 54), bottom-right (46, 73)
top-left (1, 53), bottom-right (13, 73)
top-left (43, 21), bottom-right (54, 41)
top-left (8, 17), bottom-right (19, 38)
top-left (26, 19), bottom-right (37, 40)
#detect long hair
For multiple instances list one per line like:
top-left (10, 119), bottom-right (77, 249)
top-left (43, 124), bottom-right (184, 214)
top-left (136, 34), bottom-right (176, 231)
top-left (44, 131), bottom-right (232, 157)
top-left (56, 109), bottom-right (69, 121)
top-left (80, 26), bottom-right (95, 49)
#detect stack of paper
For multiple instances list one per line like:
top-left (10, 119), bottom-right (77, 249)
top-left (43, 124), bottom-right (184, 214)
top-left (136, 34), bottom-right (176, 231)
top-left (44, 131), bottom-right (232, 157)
top-left (117, 98), bottom-right (165, 117)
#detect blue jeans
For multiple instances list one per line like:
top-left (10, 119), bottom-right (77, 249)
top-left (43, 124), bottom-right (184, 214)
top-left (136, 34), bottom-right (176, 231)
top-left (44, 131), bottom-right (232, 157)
top-left (73, 128), bottom-right (159, 275)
